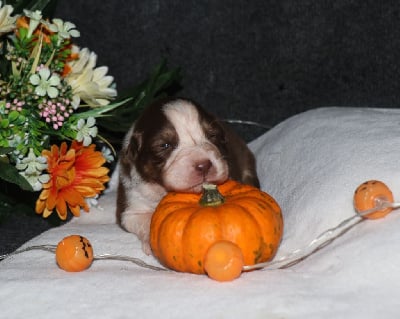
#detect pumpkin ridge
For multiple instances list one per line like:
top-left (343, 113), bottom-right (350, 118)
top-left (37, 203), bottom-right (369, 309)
top-left (159, 192), bottom-right (201, 206)
top-left (216, 179), bottom-right (239, 194)
top-left (154, 207), bottom-right (192, 270)
top-left (223, 188), bottom-right (264, 202)
top-left (216, 202), bottom-right (264, 265)
top-left (182, 206), bottom-right (223, 273)
top-left (151, 202), bottom-right (191, 240)
top-left (233, 190), bottom-right (282, 216)
top-left (223, 185), bottom-right (254, 197)
top-left (227, 197), bottom-right (283, 263)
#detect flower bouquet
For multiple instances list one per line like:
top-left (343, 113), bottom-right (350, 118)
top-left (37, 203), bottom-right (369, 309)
top-left (0, 0), bottom-right (180, 223)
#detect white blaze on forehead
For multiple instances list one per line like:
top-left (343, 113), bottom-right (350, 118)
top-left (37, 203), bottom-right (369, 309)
top-left (162, 100), bottom-right (205, 145)
top-left (160, 99), bottom-right (229, 192)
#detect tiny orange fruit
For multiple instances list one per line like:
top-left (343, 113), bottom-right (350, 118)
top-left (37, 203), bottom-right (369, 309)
top-left (354, 180), bottom-right (394, 219)
top-left (55, 235), bottom-right (94, 272)
top-left (204, 240), bottom-right (244, 282)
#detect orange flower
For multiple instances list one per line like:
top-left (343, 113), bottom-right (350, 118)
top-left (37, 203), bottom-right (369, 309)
top-left (61, 50), bottom-right (79, 77)
top-left (16, 16), bottom-right (53, 43)
top-left (35, 141), bottom-right (110, 220)
top-left (16, 16), bottom-right (29, 30)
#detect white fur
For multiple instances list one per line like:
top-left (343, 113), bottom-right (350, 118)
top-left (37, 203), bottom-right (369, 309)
top-left (120, 171), bottom-right (166, 254)
top-left (162, 101), bottom-right (228, 192)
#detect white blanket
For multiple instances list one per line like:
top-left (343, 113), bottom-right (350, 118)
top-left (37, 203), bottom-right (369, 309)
top-left (2, 107), bottom-right (400, 318)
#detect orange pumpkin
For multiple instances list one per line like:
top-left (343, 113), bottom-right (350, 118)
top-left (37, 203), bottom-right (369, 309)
top-left (56, 235), bottom-right (94, 272)
top-left (204, 240), bottom-right (245, 281)
top-left (354, 180), bottom-right (394, 219)
top-left (150, 180), bottom-right (283, 275)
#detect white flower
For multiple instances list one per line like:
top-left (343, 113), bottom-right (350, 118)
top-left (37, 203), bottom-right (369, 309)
top-left (70, 95), bottom-right (80, 109)
top-left (75, 116), bottom-right (98, 146)
top-left (101, 146), bottom-right (114, 163)
top-left (7, 132), bottom-right (25, 158)
top-left (23, 9), bottom-right (42, 38)
top-left (16, 148), bottom-right (50, 191)
top-left (30, 67), bottom-right (61, 98)
top-left (65, 46), bottom-right (117, 107)
top-left (48, 18), bottom-right (80, 44)
top-left (0, 1), bottom-right (17, 35)
top-left (86, 195), bottom-right (99, 209)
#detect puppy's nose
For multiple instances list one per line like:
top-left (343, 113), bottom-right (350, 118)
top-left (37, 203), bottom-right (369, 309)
top-left (195, 160), bottom-right (212, 174)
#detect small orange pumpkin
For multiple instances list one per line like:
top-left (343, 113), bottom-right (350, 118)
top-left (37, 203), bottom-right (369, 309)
top-left (150, 180), bottom-right (283, 275)
top-left (55, 235), bottom-right (94, 272)
top-left (354, 180), bottom-right (394, 219)
top-left (204, 240), bottom-right (245, 281)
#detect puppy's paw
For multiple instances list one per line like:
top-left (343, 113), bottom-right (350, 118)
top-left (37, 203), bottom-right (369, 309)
top-left (121, 211), bottom-right (153, 254)
top-left (141, 240), bottom-right (153, 256)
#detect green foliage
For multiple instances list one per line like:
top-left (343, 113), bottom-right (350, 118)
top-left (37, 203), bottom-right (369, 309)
top-left (0, 157), bottom-right (33, 191)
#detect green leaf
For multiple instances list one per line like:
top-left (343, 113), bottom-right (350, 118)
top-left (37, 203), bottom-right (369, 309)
top-left (8, 110), bottom-right (19, 122)
top-left (0, 119), bottom-right (9, 128)
top-left (17, 27), bottom-right (28, 40)
top-left (0, 161), bottom-right (33, 191)
top-left (70, 98), bottom-right (133, 121)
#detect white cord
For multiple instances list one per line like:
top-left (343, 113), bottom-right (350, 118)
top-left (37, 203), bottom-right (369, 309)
top-left (244, 199), bottom-right (399, 271)
top-left (0, 245), bottom-right (168, 272)
top-left (2, 200), bottom-right (398, 273)
top-left (222, 119), bottom-right (272, 130)
top-left (243, 215), bottom-right (363, 271)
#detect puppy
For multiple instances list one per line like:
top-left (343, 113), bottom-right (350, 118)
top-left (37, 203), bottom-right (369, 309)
top-left (116, 97), bottom-right (259, 254)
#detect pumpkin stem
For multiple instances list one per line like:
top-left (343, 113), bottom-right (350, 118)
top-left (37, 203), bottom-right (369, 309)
top-left (200, 183), bottom-right (225, 207)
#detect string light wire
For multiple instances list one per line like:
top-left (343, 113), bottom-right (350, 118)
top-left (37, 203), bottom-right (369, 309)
top-left (0, 245), bottom-right (168, 271)
top-left (1, 199), bottom-right (398, 272)
top-left (222, 119), bottom-right (272, 130)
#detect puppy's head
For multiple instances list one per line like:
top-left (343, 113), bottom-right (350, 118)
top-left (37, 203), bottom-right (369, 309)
top-left (122, 98), bottom-right (229, 193)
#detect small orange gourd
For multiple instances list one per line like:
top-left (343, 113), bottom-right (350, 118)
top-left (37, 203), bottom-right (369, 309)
top-left (204, 240), bottom-right (244, 281)
top-left (354, 180), bottom-right (394, 219)
top-left (56, 235), bottom-right (94, 272)
top-left (150, 180), bottom-right (283, 276)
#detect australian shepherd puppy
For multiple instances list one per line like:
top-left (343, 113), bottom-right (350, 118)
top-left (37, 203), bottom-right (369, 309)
top-left (116, 97), bottom-right (259, 254)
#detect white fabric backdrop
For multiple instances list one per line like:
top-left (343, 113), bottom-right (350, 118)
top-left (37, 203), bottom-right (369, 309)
top-left (1, 107), bottom-right (400, 318)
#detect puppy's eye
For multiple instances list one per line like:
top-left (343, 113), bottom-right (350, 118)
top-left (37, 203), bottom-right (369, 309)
top-left (207, 130), bottom-right (225, 144)
top-left (160, 143), bottom-right (171, 150)
top-left (159, 142), bottom-right (177, 151)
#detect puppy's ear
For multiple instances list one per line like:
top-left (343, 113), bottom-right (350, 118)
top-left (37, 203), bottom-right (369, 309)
top-left (121, 131), bottom-right (142, 165)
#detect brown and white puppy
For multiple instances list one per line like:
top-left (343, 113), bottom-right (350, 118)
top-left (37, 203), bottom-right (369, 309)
top-left (116, 98), bottom-right (259, 254)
